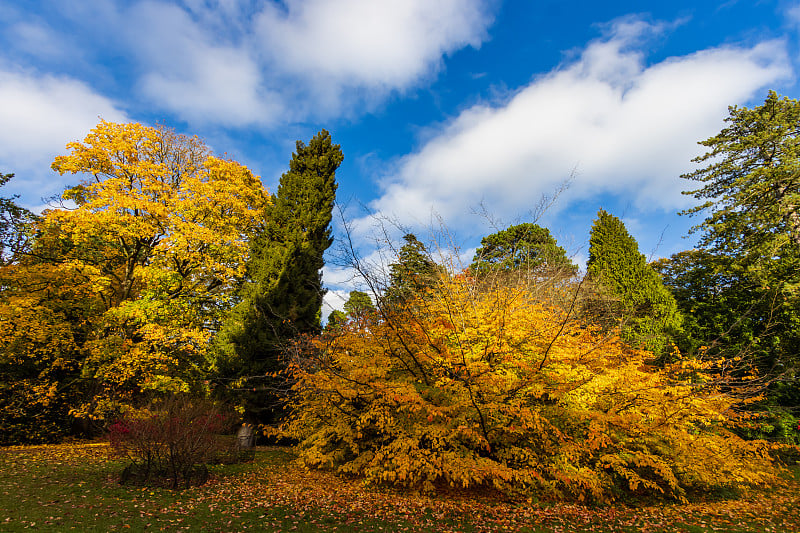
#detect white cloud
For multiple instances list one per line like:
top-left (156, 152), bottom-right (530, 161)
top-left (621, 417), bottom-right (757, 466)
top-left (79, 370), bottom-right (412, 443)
top-left (256, 0), bottom-right (491, 90)
top-left (369, 21), bottom-right (791, 231)
top-left (38, 0), bottom-right (495, 127)
top-left (130, 2), bottom-right (284, 126)
top-left (322, 288), bottom-right (348, 317)
top-left (0, 67), bottom-right (128, 202)
top-left (131, 0), bottom-right (493, 124)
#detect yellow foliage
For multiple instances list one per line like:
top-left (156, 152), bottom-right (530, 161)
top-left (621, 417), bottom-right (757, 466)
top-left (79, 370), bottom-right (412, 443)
top-left (2, 121), bottom-right (269, 426)
top-left (287, 273), bottom-right (777, 502)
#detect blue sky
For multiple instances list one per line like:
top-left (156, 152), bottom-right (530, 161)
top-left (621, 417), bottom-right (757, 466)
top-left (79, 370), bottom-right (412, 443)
top-left (1, 0), bottom-right (798, 314)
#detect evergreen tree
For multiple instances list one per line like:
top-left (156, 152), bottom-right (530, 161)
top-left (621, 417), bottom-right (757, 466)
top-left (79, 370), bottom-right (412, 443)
top-left (324, 291), bottom-right (376, 331)
top-left (214, 130), bottom-right (342, 420)
top-left (586, 209), bottom-right (682, 359)
top-left (383, 234), bottom-right (443, 304)
top-left (325, 309), bottom-right (347, 330)
top-left (682, 91), bottom-right (800, 264)
top-left (470, 222), bottom-right (577, 276)
top-left (679, 91), bottom-right (800, 407)
top-left (343, 290), bottom-right (376, 319)
top-left (653, 250), bottom-right (782, 362)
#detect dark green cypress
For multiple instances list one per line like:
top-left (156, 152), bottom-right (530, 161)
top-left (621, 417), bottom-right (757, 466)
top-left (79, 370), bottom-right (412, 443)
top-left (586, 209), bottom-right (682, 359)
top-left (213, 131), bottom-right (342, 421)
top-left (248, 130), bottom-right (342, 335)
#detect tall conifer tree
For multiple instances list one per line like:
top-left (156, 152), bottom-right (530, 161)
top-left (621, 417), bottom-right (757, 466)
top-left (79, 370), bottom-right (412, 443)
top-left (679, 91), bottom-right (800, 408)
top-left (214, 130), bottom-right (342, 419)
top-left (586, 209), bottom-right (682, 359)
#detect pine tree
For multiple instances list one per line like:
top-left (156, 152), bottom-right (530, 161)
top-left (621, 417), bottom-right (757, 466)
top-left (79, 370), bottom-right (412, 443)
top-left (679, 91), bottom-right (800, 407)
top-left (343, 290), bottom-right (376, 319)
top-left (586, 209), bottom-right (682, 359)
top-left (383, 234), bottom-right (443, 304)
top-left (682, 91), bottom-right (800, 262)
top-left (214, 130), bottom-right (342, 419)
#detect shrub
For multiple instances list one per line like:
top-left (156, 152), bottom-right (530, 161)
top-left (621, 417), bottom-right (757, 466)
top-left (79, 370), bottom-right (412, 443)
top-left (109, 396), bottom-right (239, 489)
top-left (287, 274), bottom-right (777, 503)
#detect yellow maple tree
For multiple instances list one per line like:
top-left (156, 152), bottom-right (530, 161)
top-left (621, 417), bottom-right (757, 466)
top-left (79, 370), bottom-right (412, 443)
top-left (1, 121), bottom-right (270, 428)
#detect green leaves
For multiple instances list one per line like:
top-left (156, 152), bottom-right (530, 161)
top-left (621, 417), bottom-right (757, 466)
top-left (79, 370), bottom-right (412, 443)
top-left (586, 209), bottom-right (683, 359)
top-left (384, 234), bottom-right (443, 304)
top-left (682, 91), bottom-right (800, 260)
top-left (677, 91), bottom-right (800, 404)
top-left (470, 222), bottom-right (576, 277)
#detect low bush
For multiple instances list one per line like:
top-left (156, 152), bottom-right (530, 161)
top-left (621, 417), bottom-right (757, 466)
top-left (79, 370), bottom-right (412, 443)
top-left (109, 396), bottom-right (244, 489)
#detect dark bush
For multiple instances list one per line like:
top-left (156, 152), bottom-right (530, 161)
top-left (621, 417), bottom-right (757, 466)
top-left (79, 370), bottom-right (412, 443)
top-left (109, 396), bottom-right (244, 489)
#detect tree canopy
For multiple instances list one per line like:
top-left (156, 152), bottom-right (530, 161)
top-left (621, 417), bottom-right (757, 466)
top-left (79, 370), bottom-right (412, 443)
top-left (470, 222), bottom-right (576, 277)
top-left (343, 290), bottom-right (376, 319)
top-left (383, 234), bottom-right (443, 304)
top-left (288, 272), bottom-right (774, 502)
top-left (1, 121), bottom-right (269, 431)
top-left (682, 90), bottom-right (800, 264)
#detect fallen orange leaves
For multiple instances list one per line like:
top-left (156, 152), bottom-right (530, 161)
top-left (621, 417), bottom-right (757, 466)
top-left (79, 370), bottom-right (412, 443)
top-left (1, 442), bottom-right (798, 532)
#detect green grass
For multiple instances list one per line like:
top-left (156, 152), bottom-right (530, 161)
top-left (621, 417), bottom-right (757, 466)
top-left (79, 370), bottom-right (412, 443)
top-left (1, 442), bottom-right (798, 532)
top-left (0, 444), bottom-right (436, 532)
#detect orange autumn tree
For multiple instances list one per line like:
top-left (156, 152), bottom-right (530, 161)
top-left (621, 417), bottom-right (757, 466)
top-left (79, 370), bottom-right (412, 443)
top-left (1, 121), bottom-right (270, 427)
top-left (287, 271), bottom-right (776, 502)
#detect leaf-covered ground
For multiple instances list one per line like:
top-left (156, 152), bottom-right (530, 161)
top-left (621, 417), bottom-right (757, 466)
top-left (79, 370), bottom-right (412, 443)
top-left (0, 442), bottom-right (797, 532)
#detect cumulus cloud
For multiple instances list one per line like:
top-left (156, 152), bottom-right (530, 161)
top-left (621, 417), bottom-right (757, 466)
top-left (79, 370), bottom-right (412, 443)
top-left (127, 2), bottom-right (285, 126)
top-left (0, 67), bottom-right (128, 203)
top-left (368, 20), bottom-right (791, 232)
top-left (256, 0), bottom-right (491, 89)
top-left (251, 0), bottom-right (495, 118)
top-left (33, 0), bottom-right (494, 127)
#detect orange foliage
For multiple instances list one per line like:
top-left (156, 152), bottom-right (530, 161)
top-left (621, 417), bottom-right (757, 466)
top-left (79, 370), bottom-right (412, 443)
top-left (287, 274), bottom-right (777, 502)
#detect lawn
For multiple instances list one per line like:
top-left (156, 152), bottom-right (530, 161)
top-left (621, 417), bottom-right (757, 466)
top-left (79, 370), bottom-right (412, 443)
top-left (0, 441), bottom-right (797, 532)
